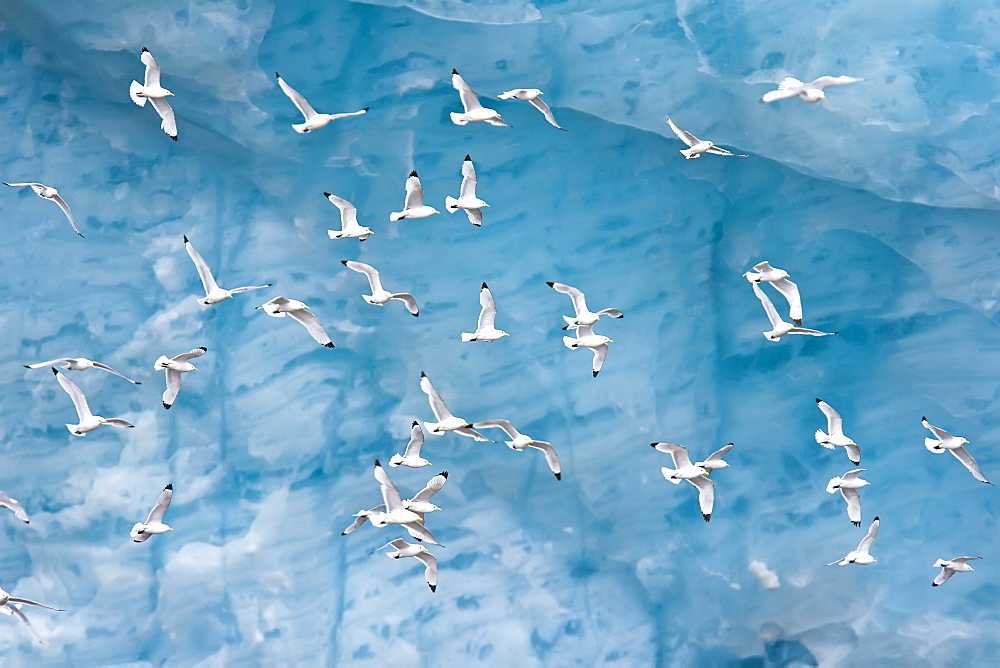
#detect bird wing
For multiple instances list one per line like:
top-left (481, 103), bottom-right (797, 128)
top-left (591, 344), bottom-right (608, 376)
top-left (149, 96), bottom-right (178, 140)
top-left (527, 441), bottom-right (561, 478)
top-left (402, 171), bottom-right (424, 210)
top-left (705, 146), bottom-right (748, 157)
top-left (420, 373), bottom-right (454, 422)
top-left (0, 491), bottom-right (29, 523)
top-left (325, 193), bottom-right (359, 231)
top-left (414, 550), bottom-right (438, 591)
top-left (705, 443), bottom-right (734, 463)
top-left (844, 443), bottom-right (861, 465)
top-left (596, 308), bottom-right (624, 318)
top-left (484, 117), bottom-right (512, 127)
top-left (53, 369), bottom-right (92, 420)
top-left (91, 361), bottom-right (140, 384)
top-left (172, 347), bottom-right (207, 363)
top-left (787, 328), bottom-right (836, 336)
top-left (341, 505), bottom-right (385, 535)
top-left (771, 278), bottom-right (802, 324)
top-left (145, 484), bottom-right (173, 524)
top-left (950, 446), bottom-right (991, 483)
top-left (453, 426), bottom-right (491, 441)
top-left (287, 309), bottom-right (333, 347)
top-left (7, 597), bottom-right (61, 612)
top-left (933, 568), bottom-right (955, 586)
top-left (841, 487), bottom-right (862, 526)
top-left (402, 520), bottom-right (442, 546)
top-left (921, 417), bottom-right (953, 441)
top-left (4, 182), bottom-right (45, 190)
top-left (528, 97), bottom-right (564, 130)
top-left (50, 193), bottom-right (82, 236)
top-left (816, 399), bottom-right (844, 437)
top-left (651, 442), bottom-right (692, 469)
top-left (752, 261), bottom-right (774, 273)
top-left (276, 73), bottom-right (318, 120)
top-left (689, 475), bottom-right (715, 521)
top-left (751, 281), bottom-right (782, 328)
top-left (664, 117), bottom-right (699, 147)
top-left (465, 207), bottom-right (483, 227)
top-left (548, 281), bottom-right (588, 316)
top-left (390, 293), bottom-right (419, 316)
top-left (141, 48), bottom-right (162, 89)
top-left (24, 358), bottom-right (75, 369)
top-left (327, 108), bottom-right (368, 120)
top-left (841, 468), bottom-right (866, 481)
top-left (4, 603), bottom-right (41, 643)
top-left (374, 461), bottom-right (404, 512)
top-left (162, 369), bottom-right (184, 409)
top-left (810, 75), bottom-right (862, 90)
top-left (229, 284), bottom-right (271, 294)
top-left (761, 77), bottom-right (805, 103)
top-left (402, 421), bottom-right (425, 458)
top-left (477, 283), bottom-right (497, 330)
top-left (459, 156), bottom-right (478, 200)
top-left (411, 471), bottom-right (448, 504)
top-left (343, 260), bottom-right (383, 293)
top-left (452, 71), bottom-right (483, 112)
top-left (858, 517), bottom-right (880, 553)
top-left (184, 236), bottom-right (221, 295)
top-left (471, 419), bottom-right (519, 440)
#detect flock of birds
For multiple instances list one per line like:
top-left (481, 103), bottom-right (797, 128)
top-left (0, 41), bottom-right (986, 641)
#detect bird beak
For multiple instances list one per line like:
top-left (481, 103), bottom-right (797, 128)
top-left (433, 210), bottom-right (441, 214)
top-left (971, 567), bottom-right (976, 571)
top-left (228, 294), bottom-right (234, 299)
top-left (100, 419), bottom-right (109, 424)
top-left (169, 92), bottom-right (176, 96)
top-left (168, 527), bottom-right (174, 531)
top-left (503, 332), bottom-right (510, 336)
top-left (192, 367), bottom-right (199, 371)
top-left (608, 339), bottom-right (615, 343)
top-left (483, 204), bottom-right (491, 207)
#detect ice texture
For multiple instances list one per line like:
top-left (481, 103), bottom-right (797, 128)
top-left (1, 0), bottom-right (999, 665)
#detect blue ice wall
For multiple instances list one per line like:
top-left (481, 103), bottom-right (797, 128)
top-left (1, 0), bottom-right (999, 665)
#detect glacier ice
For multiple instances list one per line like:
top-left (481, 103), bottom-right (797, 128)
top-left (0, 0), bottom-right (999, 665)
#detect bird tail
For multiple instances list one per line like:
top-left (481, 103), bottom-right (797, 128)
top-left (825, 478), bottom-right (841, 494)
top-left (680, 148), bottom-right (699, 159)
top-left (153, 355), bottom-right (171, 370)
top-left (388, 454), bottom-right (404, 467)
top-left (461, 332), bottom-right (477, 342)
top-left (65, 424), bottom-right (80, 435)
top-left (562, 336), bottom-right (578, 349)
top-left (291, 123), bottom-right (309, 134)
top-left (561, 315), bottom-right (579, 328)
top-left (933, 559), bottom-right (948, 568)
top-left (389, 211), bottom-right (403, 221)
top-left (129, 81), bottom-right (147, 106)
top-left (815, 429), bottom-right (833, 447)
top-left (660, 467), bottom-right (682, 484)
top-left (925, 437), bottom-right (945, 453)
top-left (449, 112), bottom-right (469, 126)
top-left (445, 196), bottom-right (460, 212)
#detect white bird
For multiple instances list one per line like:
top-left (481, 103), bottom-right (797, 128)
top-left (828, 516), bottom-right (880, 566)
top-left (497, 88), bottom-right (565, 130)
top-left (341, 260), bottom-right (418, 316)
top-left (274, 71), bottom-right (368, 133)
top-left (933, 556), bottom-right (981, 587)
top-left (325, 193), bottom-right (373, 241)
top-left (129, 47), bottom-right (177, 140)
top-left (651, 442), bottom-right (715, 521)
top-left (815, 398), bottom-right (861, 464)
top-left (130, 484), bottom-right (173, 543)
top-left (0, 491), bottom-right (30, 524)
top-left (389, 421), bottom-right (431, 468)
top-left (664, 117), bottom-right (747, 159)
top-left (761, 76), bottom-right (863, 103)
top-left (743, 261), bottom-right (802, 325)
top-left (462, 282), bottom-right (508, 342)
top-left (50, 368), bottom-right (134, 436)
top-left (472, 419), bottom-right (561, 479)
top-left (826, 468), bottom-right (870, 526)
top-left (257, 297), bottom-right (335, 348)
top-left (183, 235), bottom-right (271, 305)
top-left (562, 323), bottom-right (612, 377)
top-left (401, 471), bottom-right (448, 515)
top-left (546, 281), bottom-right (623, 330)
top-left (341, 500), bottom-right (442, 545)
top-left (0, 586), bottom-right (63, 643)
top-left (750, 280), bottom-right (837, 341)
top-left (922, 417), bottom-right (992, 485)
top-left (390, 171), bottom-right (440, 221)
top-left (24, 357), bottom-right (140, 384)
top-left (419, 372), bottom-right (489, 441)
top-left (3, 182), bottom-right (83, 237)
top-left (153, 347), bottom-right (206, 410)
top-left (696, 443), bottom-right (734, 471)
top-left (377, 539), bottom-right (439, 592)
top-left (445, 155), bottom-right (489, 227)
top-left (450, 69), bottom-right (510, 127)
top-left (366, 460), bottom-right (423, 527)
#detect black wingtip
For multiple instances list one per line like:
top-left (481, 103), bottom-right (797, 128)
top-left (77, 231), bottom-right (85, 237)
top-left (429, 584), bottom-right (437, 592)
top-left (451, 68), bottom-right (458, 74)
top-left (323, 342), bottom-right (335, 348)
top-left (554, 472), bottom-right (562, 480)
top-left (593, 370), bottom-right (599, 377)
top-left (873, 516), bottom-right (880, 521)
top-left (134, 381), bottom-right (142, 385)
top-left (703, 514), bottom-right (711, 522)
top-left (275, 71), bottom-right (280, 78)
top-left (323, 192), bottom-right (332, 198)
top-left (163, 402), bottom-right (172, 409)
top-left (409, 170), bottom-right (418, 177)
top-left (141, 47), bottom-right (149, 53)
top-left (650, 443), bottom-right (658, 448)
top-left (363, 107), bottom-right (370, 112)
top-left (420, 371), bottom-right (427, 378)
top-left (50, 367), bottom-right (58, 375)
top-left (165, 483), bottom-right (173, 490)
top-left (464, 154), bottom-right (472, 161)
top-left (340, 531), bottom-right (347, 536)
top-left (412, 312), bottom-right (419, 317)
top-left (374, 459), bottom-right (381, 467)
top-left (197, 346), bottom-right (207, 352)
top-left (545, 281), bottom-right (554, 287)
top-left (932, 582), bottom-right (940, 587)
top-left (22, 365), bottom-right (30, 369)
top-left (340, 260), bottom-right (348, 266)
top-left (852, 521), bottom-right (861, 527)
top-left (171, 135), bottom-right (178, 141)
top-left (22, 520), bottom-right (29, 524)
top-left (183, 234), bottom-right (189, 243)
top-left (411, 420), bottom-right (419, 427)
top-left (481, 282), bottom-right (488, 289)
top-left (921, 416), bottom-right (928, 422)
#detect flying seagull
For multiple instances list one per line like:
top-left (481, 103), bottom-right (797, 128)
top-left (3, 182), bottom-right (83, 236)
top-left (390, 171), bottom-right (440, 221)
top-left (462, 282), bottom-right (508, 342)
top-left (750, 280), bottom-right (836, 341)
top-left (154, 346), bottom-right (206, 409)
top-left (389, 421), bottom-right (431, 468)
top-left (274, 71), bottom-right (368, 133)
top-left (0, 586), bottom-right (63, 643)
top-left (24, 357), bottom-right (140, 384)
top-left (131, 484), bottom-right (173, 542)
top-left (472, 419), bottom-right (561, 479)
top-left (743, 261), bottom-right (802, 325)
top-left (546, 281), bottom-right (623, 330)
top-left (183, 235), bottom-right (271, 305)
top-left (341, 470), bottom-right (446, 546)
top-left (50, 368), bottom-right (134, 436)
top-left (377, 539), bottom-right (439, 592)
top-left (828, 517), bottom-right (880, 565)
top-left (419, 372), bottom-right (489, 441)
top-left (450, 69), bottom-right (510, 127)
top-left (445, 155), bottom-right (489, 227)
top-left (497, 88), bottom-right (566, 130)
top-left (562, 323), bottom-right (612, 377)
top-left (761, 76), bottom-right (862, 103)
top-left (815, 398), bottom-right (861, 464)
top-left (257, 297), bottom-right (335, 348)
top-left (933, 557), bottom-right (981, 587)
top-left (325, 193), bottom-right (373, 241)
top-left (129, 47), bottom-right (177, 140)
top-left (826, 468), bottom-right (870, 526)
top-left (652, 442), bottom-right (716, 521)
top-left (922, 417), bottom-right (992, 485)
top-left (341, 260), bottom-right (419, 316)
top-left (665, 117), bottom-right (747, 159)
top-left (696, 443), bottom-right (734, 471)
top-left (0, 491), bottom-right (30, 524)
